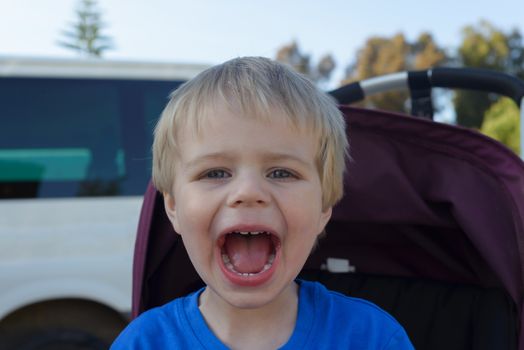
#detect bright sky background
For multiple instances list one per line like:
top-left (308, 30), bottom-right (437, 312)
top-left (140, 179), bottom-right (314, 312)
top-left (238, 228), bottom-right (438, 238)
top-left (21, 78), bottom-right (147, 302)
top-left (1, 0), bottom-right (523, 87)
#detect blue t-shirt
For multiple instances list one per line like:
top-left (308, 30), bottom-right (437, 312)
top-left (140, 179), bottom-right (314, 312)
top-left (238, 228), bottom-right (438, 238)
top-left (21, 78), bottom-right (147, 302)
top-left (111, 280), bottom-right (414, 349)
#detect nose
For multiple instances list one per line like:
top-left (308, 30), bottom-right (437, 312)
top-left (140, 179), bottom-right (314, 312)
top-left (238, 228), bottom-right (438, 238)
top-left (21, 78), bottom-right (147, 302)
top-left (226, 171), bottom-right (271, 207)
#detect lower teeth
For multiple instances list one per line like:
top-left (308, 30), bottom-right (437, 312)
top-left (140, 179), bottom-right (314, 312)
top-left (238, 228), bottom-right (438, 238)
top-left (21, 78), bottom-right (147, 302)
top-left (222, 253), bottom-right (275, 276)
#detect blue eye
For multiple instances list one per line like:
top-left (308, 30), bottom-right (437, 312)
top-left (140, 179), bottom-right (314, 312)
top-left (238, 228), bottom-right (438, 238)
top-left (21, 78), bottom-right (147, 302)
top-left (203, 169), bottom-right (230, 179)
top-left (268, 169), bottom-right (295, 179)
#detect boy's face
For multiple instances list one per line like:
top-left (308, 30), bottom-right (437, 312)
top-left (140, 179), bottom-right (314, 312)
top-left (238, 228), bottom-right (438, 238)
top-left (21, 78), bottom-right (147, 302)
top-left (164, 103), bottom-right (332, 309)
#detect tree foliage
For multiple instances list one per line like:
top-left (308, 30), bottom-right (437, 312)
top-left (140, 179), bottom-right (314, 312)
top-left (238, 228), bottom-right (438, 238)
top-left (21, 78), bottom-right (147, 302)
top-left (58, 0), bottom-right (113, 57)
top-left (275, 22), bottom-right (523, 153)
top-left (342, 33), bottom-right (446, 113)
top-left (454, 21), bottom-right (524, 128)
top-left (275, 41), bottom-right (336, 84)
top-left (480, 97), bottom-right (520, 155)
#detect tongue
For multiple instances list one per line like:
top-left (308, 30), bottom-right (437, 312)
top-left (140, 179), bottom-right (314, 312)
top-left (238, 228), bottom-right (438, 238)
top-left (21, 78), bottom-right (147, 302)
top-left (225, 234), bottom-right (272, 273)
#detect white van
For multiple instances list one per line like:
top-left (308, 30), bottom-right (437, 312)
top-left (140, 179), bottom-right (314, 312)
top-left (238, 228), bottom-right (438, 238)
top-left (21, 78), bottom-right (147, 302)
top-left (0, 57), bottom-right (208, 349)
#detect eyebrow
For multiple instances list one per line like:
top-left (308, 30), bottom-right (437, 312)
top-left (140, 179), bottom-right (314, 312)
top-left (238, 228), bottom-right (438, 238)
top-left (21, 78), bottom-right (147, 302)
top-left (184, 153), bottom-right (235, 169)
top-left (261, 153), bottom-right (312, 168)
top-left (184, 152), bottom-right (313, 169)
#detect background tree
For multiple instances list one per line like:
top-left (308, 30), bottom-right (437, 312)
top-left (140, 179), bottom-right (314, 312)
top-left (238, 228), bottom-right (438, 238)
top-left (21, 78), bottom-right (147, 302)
top-left (58, 0), bottom-right (113, 57)
top-left (480, 97), bottom-right (520, 155)
top-left (342, 33), bottom-right (446, 113)
top-left (276, 24), bottom-right (522, 154)
top-left (276, 41), bottom-right (336, 84)
top-left (454, 21), bottom-right (524, 128)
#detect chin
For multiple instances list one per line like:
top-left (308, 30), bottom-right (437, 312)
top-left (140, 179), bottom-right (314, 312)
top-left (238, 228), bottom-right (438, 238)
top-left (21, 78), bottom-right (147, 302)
top-left (223, 277), bottom-right (297, 310)
top-left (224, 289), bottom-right (283, 310)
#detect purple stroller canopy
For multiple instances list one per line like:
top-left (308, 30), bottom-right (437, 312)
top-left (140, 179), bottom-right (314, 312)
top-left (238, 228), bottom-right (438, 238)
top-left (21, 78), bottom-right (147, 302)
top-left (132, 106), bottom-right (524, 349)
top-left (331, 106), bottom-right (524, 301)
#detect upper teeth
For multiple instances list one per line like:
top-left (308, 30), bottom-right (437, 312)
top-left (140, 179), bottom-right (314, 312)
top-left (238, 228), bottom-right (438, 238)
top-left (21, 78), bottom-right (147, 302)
top-left (238, 231), bottom-right (266, 235)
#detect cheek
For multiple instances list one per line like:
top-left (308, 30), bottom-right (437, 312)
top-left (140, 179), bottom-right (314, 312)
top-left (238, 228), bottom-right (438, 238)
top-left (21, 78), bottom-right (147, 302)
top-left (284, 201), bottom-right (325, 241)
top-left (176, 196), bottom-right (217, 268)
top-left (173, 189), bottom-right (215, 238)
top-left (285, 188), bottom-right (325, 231)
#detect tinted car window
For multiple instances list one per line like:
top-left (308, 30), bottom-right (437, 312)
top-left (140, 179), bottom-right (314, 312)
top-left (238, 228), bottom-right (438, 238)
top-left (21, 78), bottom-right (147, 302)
top-left (0, 78), bottom-right (180, 198)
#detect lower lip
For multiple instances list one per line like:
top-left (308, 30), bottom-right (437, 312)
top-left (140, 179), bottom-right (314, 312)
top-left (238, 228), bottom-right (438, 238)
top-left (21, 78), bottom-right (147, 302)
top-left (216, 244), bottom-right (280, 287)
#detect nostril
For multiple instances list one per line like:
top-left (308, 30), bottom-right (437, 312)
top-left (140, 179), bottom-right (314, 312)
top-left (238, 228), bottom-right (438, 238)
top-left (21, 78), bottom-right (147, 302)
top-left (233, 199), bottom-right (266, 204)
top-left (229, 198), bottom-right (268, 207)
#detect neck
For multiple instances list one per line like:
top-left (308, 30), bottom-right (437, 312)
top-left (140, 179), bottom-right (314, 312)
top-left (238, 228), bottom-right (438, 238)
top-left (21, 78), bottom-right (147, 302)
top-left (198, 282), bottom-right (299, 350)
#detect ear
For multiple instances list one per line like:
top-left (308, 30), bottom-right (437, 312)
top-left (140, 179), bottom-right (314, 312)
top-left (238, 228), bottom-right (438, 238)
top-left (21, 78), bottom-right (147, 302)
top-left (317, 206), bottom-right (332, 236)
top-left (163, 192), bottom-right (181, 234)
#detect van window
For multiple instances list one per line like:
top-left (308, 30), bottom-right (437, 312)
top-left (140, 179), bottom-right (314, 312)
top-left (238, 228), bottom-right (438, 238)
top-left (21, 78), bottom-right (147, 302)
top-left (0, 78), bottom-right (179, 198)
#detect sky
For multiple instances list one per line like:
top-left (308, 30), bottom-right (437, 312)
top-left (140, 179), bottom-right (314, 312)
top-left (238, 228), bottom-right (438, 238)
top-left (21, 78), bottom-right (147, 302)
top-left (0, 0), bottom-right (523, 86)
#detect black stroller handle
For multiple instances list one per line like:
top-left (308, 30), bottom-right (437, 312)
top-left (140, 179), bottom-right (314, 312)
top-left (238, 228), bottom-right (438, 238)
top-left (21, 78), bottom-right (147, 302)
top-left (431, 68), bottom-right (524, 105)
top-left (329, 67), bottom-right (524, 159)
top-left (329, 67), bottom-right (524, 107)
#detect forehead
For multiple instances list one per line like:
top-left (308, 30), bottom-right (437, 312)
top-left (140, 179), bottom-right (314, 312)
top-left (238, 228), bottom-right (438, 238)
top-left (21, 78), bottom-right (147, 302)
top-left (175, 101), bottom-right (318, 164)
top-left (176, 94), bottom-right (316, 140)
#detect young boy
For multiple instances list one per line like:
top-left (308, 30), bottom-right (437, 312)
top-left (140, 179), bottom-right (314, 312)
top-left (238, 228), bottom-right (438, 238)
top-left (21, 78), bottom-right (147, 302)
top-left (111, 57), bottom-right (414, 349)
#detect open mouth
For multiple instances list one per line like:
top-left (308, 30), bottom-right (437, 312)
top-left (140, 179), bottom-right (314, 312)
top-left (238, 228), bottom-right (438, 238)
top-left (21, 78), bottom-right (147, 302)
top-left (218, 230), bottom-right (280, 285)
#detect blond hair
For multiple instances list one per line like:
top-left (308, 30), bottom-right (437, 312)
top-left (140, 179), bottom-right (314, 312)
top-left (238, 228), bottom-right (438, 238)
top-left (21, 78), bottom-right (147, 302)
top-left (152, 56), bottom-right (348, 209)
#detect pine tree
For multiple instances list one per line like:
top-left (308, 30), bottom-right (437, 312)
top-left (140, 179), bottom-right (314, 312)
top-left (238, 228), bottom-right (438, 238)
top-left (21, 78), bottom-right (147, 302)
top-left (58, 0), bottom-right (113, 57)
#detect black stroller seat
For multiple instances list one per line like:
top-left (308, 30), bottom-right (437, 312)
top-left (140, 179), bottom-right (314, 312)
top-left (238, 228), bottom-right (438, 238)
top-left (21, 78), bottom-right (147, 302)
top-left (301, 271), bottom-right (516, 349)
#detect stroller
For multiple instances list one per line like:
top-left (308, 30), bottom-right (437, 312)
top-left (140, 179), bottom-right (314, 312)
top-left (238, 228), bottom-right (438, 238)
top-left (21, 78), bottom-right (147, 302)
top-left (131, 67), bottom-right (524, 350)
